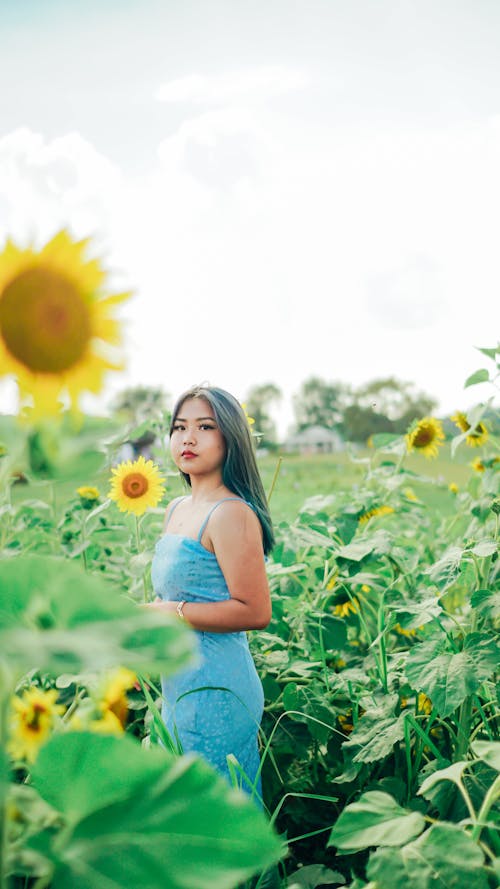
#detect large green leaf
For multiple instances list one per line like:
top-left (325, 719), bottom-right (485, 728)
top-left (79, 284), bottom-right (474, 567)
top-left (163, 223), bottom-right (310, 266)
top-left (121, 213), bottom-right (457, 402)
top-left (418, 761), bottom-right (469, 801)
top-left (30, 732), bottom-right (283, 889)
top-left (405, 633), bottom-right (499, 717)
top-left (471, 588), bottom-right (500, 621)
top-left (337, 530), bottom-right (392, 563)
top-left (0, 554), bottom-right (195, 678)
top-left (426, 546), bottom-right (463, 591)
top-left (342, 698), bottom-right (407, 764)
top-left (367, 823), bottom-right (488, 889)
top-left (328, 791), bottom-right (425, 851)
top-left (471, 741), bottom-right (500, 772)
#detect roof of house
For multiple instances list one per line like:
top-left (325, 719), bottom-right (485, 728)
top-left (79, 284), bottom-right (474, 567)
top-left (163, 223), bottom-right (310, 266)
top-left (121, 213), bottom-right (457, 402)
top-left (285, 425), bottom-right (343, 445)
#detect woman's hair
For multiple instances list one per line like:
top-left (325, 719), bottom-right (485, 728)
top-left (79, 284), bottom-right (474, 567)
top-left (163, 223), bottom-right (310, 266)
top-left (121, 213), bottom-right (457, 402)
top-left (169, 385), bottom-right (275, 555)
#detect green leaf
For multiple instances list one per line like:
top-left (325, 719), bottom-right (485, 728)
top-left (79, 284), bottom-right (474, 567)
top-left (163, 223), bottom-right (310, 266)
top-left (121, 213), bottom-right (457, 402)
top-left (464, 369), bottom-right (490, 388)
top-left (337, 530), bottom-right (392, 563)
top-left (370, 434), bottom-right (404, 452)
top-left (471, 588), bottom-right (500, 620)
top-left (393, 597), bottom-right (442, 630)
top-left (426, 546), bottom-right (463, 590)
top-left (307, 613), bottom-right (347, 650)
top-left (30, 733), bottom-right (283, 889)
top-left (476, 345), bottom-right (499, 361)
top-left (328, 791), bottom-right (425, 851)
top-left (288, 864), bottom-right (346, 887)
top-left (418, 761), bottom-right (469, 800)
top-left (0, 554), bottom-right (195, 679)
top-left (405, 634), bottom-right (499, 717)
top-left (470, 539), bottom-right (498, 558)
top-left (367, 823), bottom-right (488, 889)
top-left (471, 741), bottom-right (500, 772)
top-left (342, 699), bottom-right (407, 764)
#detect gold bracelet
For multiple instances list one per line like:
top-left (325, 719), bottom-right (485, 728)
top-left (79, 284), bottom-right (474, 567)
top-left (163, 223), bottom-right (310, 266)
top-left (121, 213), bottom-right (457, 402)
top-left (176, 600), bottom-right (186, 620)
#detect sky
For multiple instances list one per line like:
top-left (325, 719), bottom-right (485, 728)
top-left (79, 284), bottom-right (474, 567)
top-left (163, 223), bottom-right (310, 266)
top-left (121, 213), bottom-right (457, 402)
top-left (0, 0), bottom-right (499, 436)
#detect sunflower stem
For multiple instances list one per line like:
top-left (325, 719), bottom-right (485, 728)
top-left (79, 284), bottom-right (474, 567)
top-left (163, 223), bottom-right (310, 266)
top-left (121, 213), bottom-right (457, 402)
top-left (0, 672), bottom-right (11, 889)
top-left (135, 515), bottom-right (149, 604)
top-left (267, 456), bottom-right (283, 503)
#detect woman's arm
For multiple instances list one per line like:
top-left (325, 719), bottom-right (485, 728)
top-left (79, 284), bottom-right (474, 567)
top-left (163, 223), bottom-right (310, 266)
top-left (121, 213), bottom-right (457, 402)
top-left (149, 501), bottom-right (272, 632)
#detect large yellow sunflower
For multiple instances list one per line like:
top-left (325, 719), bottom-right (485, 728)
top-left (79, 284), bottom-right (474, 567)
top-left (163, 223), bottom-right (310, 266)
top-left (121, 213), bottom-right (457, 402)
top-left (406, 417), bottom-right (445, 458)
top-left (8, 687), bottom-right (65, 762)
top-left (451, 412), bottom-right (489, 447)
top-left (0, 229), bottom-right (131, 418)
top-left (108, 455), bottom-right (166, 516)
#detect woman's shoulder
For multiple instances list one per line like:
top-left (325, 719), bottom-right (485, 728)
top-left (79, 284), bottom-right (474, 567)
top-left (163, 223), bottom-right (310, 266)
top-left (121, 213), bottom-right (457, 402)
top-left (162, 495), bottom-right (189, 530)
top-left (209, 497), bottom-right (259, 532)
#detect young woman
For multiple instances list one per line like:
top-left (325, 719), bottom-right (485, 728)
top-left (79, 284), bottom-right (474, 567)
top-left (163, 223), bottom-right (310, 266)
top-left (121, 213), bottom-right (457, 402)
top-left (149, 385), bottom-right (274, 805)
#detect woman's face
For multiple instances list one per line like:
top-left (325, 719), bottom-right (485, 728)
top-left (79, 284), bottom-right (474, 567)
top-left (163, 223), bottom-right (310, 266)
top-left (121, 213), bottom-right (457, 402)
top-left (170, 397), bottom-right (226, 477)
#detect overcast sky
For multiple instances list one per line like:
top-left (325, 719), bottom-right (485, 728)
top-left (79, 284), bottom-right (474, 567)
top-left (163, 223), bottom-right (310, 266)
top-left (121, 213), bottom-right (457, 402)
top-left (0, 0), bottom-right (499, 435)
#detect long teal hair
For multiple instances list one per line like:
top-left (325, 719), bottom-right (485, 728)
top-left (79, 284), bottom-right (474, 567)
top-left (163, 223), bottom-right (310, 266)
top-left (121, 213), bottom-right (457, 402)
top-left (169, 385), bottom-right (275, 555)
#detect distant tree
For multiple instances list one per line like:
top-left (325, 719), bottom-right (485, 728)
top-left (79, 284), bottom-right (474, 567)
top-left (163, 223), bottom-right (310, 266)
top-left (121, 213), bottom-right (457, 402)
top-left (110, 385), bottom-right (170, 427)
top-left (245, 383), bottom-right (282, 448)
top-left (293, 377), bottom-right (347, 431)
top-left (341, 377), bottom-right (438, 443)
top-left (354, 377), bottom-right (437, 429)
top-left (341, 404), bottom-right (394, 443)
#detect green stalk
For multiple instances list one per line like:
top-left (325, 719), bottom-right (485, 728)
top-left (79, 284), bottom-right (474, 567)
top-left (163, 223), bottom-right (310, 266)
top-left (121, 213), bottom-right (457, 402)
top-left (0, 682), bottom-right (10, 889)
top-left (471, 774), bottom-right (500, 843)
top-left (266, 456), bottom-right (283, 503)
top-left (404, 714), bottom-right (413, 799)
top-left (377, 593), bottom-right (388, 693)
top-left (135, 515), bottom-right (149, 604)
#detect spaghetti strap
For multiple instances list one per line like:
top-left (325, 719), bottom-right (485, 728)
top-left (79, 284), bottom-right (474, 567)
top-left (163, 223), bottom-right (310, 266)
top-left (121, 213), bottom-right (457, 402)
top-left (197, 497), bottom-right (251, 542)
top-left (163, 496), bottom-right (188, 532)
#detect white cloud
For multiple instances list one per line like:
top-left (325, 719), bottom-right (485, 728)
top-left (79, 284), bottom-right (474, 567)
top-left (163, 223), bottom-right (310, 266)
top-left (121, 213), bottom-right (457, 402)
top-left (155, 66), bottom-right (310, 105)
top-left (0, 110), bottom-right (498, 434)
top-left (364, 255), bottom-right (444, 329)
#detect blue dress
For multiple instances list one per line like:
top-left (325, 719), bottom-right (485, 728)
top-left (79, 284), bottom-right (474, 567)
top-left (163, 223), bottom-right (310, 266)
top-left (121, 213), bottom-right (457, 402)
top-left (150, 497), bottom-right (265, 803)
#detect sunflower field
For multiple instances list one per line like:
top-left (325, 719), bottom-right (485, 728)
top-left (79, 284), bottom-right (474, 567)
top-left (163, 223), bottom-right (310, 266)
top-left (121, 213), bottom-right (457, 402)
top-left (0, 231), bottom-right (499, 889)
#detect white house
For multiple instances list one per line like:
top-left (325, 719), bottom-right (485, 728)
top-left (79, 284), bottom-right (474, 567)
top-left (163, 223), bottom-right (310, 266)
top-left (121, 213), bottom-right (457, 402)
top-left (283, 425), bottom-right (344, 455)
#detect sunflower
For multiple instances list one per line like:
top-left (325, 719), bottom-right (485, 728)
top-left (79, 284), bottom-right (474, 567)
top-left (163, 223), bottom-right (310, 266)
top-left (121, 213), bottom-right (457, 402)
top-left (98, 666), bottom-right (137, 728)
top-left (241, 403), bottom-right (255, 426)
top-left (76, 485), bottom-right (100, 509)
top-left (8, 687), bottom-right (64, 762)
top-left (471, 458), bottom-right (486, 472)
top-left (0, 230), bottom-right (130, 418)
top-left (108, 455), bottom-right (166, 516)
top-left (402, 487), bottom-right (419, 502)
top-left (417, 693), bottom-right (433, 715)
top-left (405, 417), bottom-right (445, 458)
top-left (332, 589), bottom-right (359, 618)
top-left (451, 412), bottom-right (489, 447)
top-left (358, 505), bottom-right (394, 524)
top-left (394, 622), bottom-right (424, 637)
top-left (448, 482), bottom-right (459, 494)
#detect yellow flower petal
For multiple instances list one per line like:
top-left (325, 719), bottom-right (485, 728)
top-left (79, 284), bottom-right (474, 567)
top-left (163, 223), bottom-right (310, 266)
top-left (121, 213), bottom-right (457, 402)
top-left (0, 229), bottom-right (132, 418)
top-left (108, 456), bottom-right (166, 516)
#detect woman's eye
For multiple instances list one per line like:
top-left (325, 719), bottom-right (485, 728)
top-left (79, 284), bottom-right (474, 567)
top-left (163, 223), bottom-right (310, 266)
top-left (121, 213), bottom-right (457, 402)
top-left (200, 424), bottom-right (215, 430)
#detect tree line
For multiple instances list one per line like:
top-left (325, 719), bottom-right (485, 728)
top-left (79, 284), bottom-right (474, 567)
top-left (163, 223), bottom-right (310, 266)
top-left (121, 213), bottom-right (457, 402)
top-left (111, 377), bottom-right (445, 448)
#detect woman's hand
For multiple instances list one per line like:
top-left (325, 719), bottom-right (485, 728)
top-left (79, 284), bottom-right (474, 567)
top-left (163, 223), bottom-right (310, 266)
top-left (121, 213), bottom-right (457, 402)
top-left (143, 596), bottom-right (177, 611)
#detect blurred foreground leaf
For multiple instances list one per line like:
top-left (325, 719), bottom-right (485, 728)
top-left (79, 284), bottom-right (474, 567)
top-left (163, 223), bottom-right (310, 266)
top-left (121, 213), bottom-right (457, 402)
top-left (0, 554), bottom-right (196, 679)
top-left (28, 732), bottom-right (283, 889)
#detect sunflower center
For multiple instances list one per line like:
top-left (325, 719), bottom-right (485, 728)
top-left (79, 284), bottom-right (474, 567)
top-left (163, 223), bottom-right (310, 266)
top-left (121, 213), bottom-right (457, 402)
top-left (413, 424), bottom-right (434, 447)
top-left (469, 424), bottom-right (484, 438)
top-left (122, 472), bottom-right (149, 499)
top-left (27, 703), bottom-right (47, 733)
top-left (0, 267), bottom-right (91, 373)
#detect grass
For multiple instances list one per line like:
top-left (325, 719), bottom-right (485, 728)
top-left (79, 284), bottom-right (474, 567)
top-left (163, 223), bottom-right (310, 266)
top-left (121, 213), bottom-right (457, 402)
top-left (8, 430), bottom-right (477, 529)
